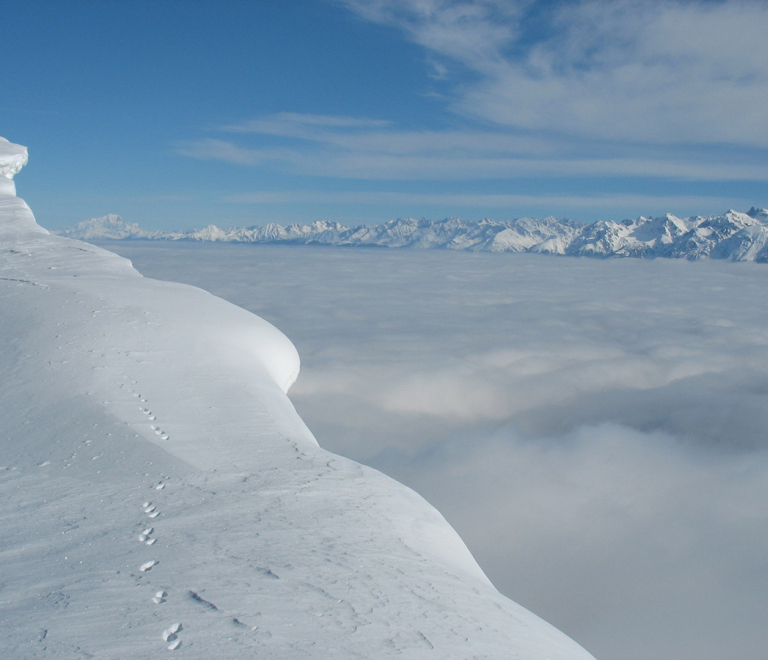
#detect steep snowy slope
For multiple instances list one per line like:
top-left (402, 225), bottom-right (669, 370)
top-left (0, 138), bottom-right (595, 659)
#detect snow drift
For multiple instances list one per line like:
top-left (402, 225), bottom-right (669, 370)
top-left (0, 137), bottom-right (594, 658)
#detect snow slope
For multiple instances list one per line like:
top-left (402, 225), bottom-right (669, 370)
top-left (0, 137), bottom-right (595, 659)
top-left (60, 209), bottom-right (768, 261)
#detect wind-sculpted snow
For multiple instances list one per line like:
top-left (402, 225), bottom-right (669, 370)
top-left (61, 207), bottom-right (768, 261)
top-left (0, 137), bottom-right (28, 194)
top-left (1, 137), bottom-right (594, 659)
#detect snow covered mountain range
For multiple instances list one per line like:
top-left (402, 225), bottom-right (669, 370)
top-left (60, 208), bottom-right (768, 261)
top-left (2, 139), bottom-right (596, 658)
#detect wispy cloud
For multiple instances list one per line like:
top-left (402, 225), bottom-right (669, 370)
top-left (338, 0), bottom-right (525, 71)
top-left (222, 189), bottom-right (735, 214)
top-left (179, 134), bottom-right (768, 181)
top-left (175, 138), bottom-right (271, 165)
top-left (341, 0), bottom-right (768, 147)
top-left (174, 1), bottom-right (768, 216)
top-left (221, 112), bottom-right (393, 137)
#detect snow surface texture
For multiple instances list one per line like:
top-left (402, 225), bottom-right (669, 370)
top-left (0, 137), bottom-right (594, 659)
top-left (60, 208), bottom-right (768, 261)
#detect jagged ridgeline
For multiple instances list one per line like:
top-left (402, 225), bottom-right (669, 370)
top-left (61, 208), bottom-right (768, 262)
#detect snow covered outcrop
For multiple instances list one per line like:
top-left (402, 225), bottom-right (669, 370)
top-left (0, 138), bottom-right (47, 238)
top-left (1, 136), bottom-right (594, 659)
top-left (62, 208), bottom-right (768, 261)
top-left (0, 136), bottom-right (28, 195)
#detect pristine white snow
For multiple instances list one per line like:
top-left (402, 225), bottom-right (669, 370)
top-left (0, 137), bottom-right (595, 658)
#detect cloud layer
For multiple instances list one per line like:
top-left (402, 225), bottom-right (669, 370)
top-left (101, 240), bottom-right (768, 660)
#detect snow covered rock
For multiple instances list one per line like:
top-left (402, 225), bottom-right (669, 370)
top-left (1, 136), bottom-right (594, 659)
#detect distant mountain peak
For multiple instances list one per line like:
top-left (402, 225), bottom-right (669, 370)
top-left (58, 209), bottom-right (768, 263)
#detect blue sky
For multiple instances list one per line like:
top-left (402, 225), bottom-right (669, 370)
top-left (4, 0), bottom-right (768, 230)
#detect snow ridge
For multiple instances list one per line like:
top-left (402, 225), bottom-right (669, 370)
top-left (2, 139), bottom-right (595, 659)
top-left (61, 209), bottom-right (768, 262)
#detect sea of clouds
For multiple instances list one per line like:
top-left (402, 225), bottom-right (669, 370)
top-left (95, 240), bottom-right (768, 660)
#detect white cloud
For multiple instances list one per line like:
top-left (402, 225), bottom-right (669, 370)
top-left (221, 112), bottom-right (392, 137)
top-left (174, 1), bottom-right (768, 203)
top-left (221, 189), bottom-right (735, 212)
top-left (343, 0), bottom-right (768, 147)
top-left (339, 0), bottom-right (525, 70)
top-left (175, 138), bottom-right (273, 165)
top-left (179, 135), bottom-right (768, 181)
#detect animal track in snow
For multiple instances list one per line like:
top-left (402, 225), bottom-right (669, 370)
top-left (163, 622), bottom-right (182, 639)
top-left (150, 425), bottom-right (169, 440)
top-left (139, 527), bottom-right (157, 545)
top-left (140, 407), bottom-right (156, 420)
top-left (139, 560), bottom-right (158, 572)
top-left (163, 622), bottom-right (183, 650)
top-left (152, 590), bottom-right (168, 605)
top-left (143, 501), bottom-right (160, 519)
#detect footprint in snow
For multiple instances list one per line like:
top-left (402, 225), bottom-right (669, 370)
top-left (139, 527), bottom-right (157, 545)
top-left (152, 590), bottom-right (168, 605)
top-left (139, 560), bottom-right (158, 572)
top-left (143, 502), bottom-right (160, 518)
top-left (150, 426), bottom-right (167, 438)
top-left (163, 623), bottom-right (183, 650)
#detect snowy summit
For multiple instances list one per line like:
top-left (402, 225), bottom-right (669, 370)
top-left (0, 136), bottom-right (594, 658)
